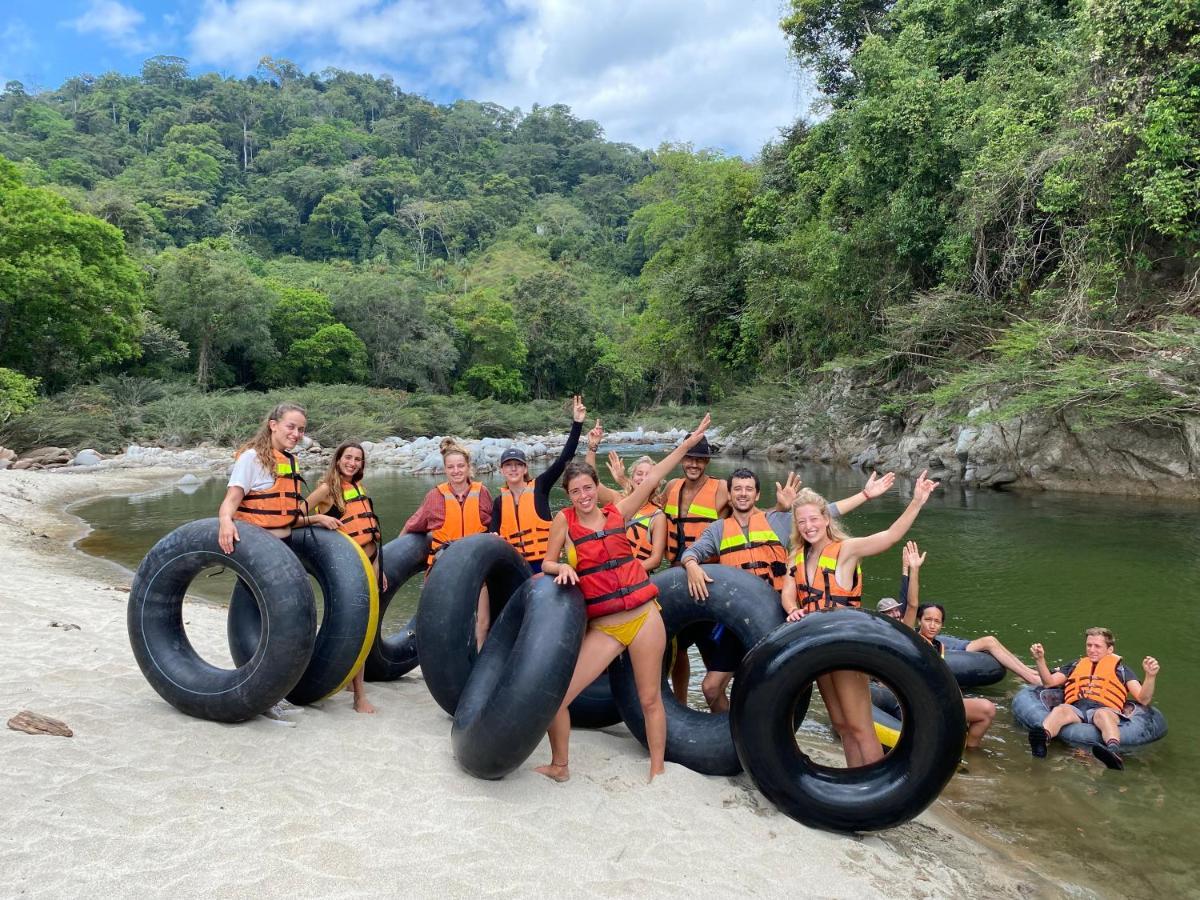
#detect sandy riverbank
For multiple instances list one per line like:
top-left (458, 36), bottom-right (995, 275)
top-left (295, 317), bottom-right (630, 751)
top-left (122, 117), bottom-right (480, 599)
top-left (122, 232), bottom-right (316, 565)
top-left (1, 467), bottom-right (1072, 898)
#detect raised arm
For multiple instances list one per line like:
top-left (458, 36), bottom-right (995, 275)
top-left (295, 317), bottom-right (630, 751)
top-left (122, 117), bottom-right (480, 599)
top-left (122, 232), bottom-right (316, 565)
top-left (538, 396), bottom-right (587, 493)
top-left (614, 414), bottom-right (711, 520)
top-left (583, 417), bottom-right (603, 471)
top-left (900, 540), bottom-right (924, 628)
top-left (830, 471), bottom-right (896, 516)
top-left (1030, 644), bottom-right (1068, 688)
top-left (1132, 657), bottom-right (1159, 706)
top-left (839, 471), bottom-right (939, 569)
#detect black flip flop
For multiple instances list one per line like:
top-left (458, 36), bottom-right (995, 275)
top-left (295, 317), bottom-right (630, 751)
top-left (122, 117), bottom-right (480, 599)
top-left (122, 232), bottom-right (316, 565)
top-left (1092, 743), bottom-right (1124, 770)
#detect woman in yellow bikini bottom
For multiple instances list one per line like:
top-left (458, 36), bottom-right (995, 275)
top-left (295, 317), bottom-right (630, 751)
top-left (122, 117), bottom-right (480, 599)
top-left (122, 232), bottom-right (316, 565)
top-left (593, 601), bottom-right (662, 647)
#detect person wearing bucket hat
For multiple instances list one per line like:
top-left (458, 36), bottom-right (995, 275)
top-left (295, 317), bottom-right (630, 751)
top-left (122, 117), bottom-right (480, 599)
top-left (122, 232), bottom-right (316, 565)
top-left (488, 395), bottom-right (587, 572)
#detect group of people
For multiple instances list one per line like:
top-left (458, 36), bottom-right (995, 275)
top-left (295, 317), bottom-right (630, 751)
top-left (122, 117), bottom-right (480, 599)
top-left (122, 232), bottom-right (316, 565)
top-left (214, 399), bottom-right (1162, 777)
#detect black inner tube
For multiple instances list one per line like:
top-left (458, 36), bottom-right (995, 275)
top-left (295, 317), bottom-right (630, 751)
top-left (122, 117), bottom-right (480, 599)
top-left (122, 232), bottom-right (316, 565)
top-left (451, 577), bottom-right (586, 779)
top-left (730, 609), bottom-right (966, 833)
top-left (364, 533), bottom-right (430, 682)
top-left (227, 527), bottom-right (375, 706)
top-left (415, 534), bottom-right (533, 715)
top-left (128, 518), bottom-right (316, 723)
top-left (608, 565), bottom-right (785, 776)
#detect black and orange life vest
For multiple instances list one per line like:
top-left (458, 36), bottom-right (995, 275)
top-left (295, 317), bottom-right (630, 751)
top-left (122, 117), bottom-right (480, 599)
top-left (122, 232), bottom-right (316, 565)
top-left (234, 449), bottom-right (305, 529)
top-left (664, 476), bottom-right (720, 564)
top-left (718, 509), bottom-right (789, 592)
top-left (791, 540), bottom-right (862, 613)
top-left (1064, 654), bottom-right (1129, 711)
top-left (565, 503), bottom-right (658, 620)
top-left (499, 483), bottom-right (551, 564)
top-left (338, 480), bottom-right (382, 555)
top-left (626, 502), bottom-right (662, 563)
top-left (428, 481), bottom-right (485, 568)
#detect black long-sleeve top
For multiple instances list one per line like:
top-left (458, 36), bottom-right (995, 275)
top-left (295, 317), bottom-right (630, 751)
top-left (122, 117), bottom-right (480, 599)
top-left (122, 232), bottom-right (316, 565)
top-left (488, 420), bottom-right (584, 531)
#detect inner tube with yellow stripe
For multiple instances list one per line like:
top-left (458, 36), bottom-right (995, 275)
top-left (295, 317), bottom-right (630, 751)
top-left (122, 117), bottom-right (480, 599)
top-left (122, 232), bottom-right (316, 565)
top-left (228, 527), bottom-right (378, 705)
top-left (128, 518), bottom-right (316, 722)
top-left (730, 610), bottom-right (966, 832)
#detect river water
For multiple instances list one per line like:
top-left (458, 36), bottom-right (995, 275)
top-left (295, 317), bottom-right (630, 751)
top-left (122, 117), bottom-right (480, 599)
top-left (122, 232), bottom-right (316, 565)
top-left (74, 455), bottom-right (1199, 897)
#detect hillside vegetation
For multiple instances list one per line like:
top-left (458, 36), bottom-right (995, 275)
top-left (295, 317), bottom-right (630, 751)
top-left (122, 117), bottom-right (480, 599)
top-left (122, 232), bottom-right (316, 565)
top-left (1, 0), bottom-right (1195, 452)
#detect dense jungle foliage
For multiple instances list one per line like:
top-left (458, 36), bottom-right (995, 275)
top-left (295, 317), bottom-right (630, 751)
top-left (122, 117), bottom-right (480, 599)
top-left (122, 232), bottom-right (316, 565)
top-left (0, 0), bottom-right (1196, 450)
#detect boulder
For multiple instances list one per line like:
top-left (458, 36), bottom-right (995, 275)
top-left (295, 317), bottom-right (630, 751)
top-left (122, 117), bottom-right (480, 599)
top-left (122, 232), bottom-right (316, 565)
top-left (71, 449), bottom-right (104, 467)
top-left (0, 447), bottom-right (15, 462)
top-left (18, 446), bottom-right (70, 465)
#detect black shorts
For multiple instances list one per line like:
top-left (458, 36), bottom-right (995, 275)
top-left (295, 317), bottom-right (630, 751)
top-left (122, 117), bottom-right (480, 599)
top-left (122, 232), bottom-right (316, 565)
top-left (679, 623), bottom-right (744, 674)
top-left (1070, 699), bottom-right (1130, 724)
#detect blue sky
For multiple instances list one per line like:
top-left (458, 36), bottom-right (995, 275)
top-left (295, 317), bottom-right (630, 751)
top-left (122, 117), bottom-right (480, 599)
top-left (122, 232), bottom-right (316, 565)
top-left (0, 0), bottom-right (812, 157)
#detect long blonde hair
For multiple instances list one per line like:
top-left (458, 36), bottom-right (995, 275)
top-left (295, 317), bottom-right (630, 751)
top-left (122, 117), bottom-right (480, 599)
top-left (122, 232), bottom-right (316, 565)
top-left (440, 437), bottom-right (473, 478)
top-left (320, 441), bottom-right (366, 513)
top-left (789, 488), bottom-right (851, 563)
top-left (626, 454), bottom-right (665, 507)
top-left (237, 402), bottom-right (306, 467)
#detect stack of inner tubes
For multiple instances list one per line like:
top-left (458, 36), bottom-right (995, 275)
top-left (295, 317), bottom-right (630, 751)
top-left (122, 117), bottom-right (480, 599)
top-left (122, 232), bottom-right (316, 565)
top-left (128, 519), bottom-right (376, 722)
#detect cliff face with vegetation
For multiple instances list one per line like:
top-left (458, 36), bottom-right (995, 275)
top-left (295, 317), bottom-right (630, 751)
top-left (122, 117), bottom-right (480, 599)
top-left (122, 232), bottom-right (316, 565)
top-left (0, 0), bottom-right (1196, 496)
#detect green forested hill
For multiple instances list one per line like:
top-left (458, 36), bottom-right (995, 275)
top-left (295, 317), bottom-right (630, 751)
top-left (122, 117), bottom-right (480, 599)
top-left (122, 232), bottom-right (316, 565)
top-left (1, 0), bottom-right (1196, 451)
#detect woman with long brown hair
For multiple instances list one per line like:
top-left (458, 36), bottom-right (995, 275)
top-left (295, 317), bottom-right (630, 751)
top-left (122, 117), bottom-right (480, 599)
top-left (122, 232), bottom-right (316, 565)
top-left (305, 441), bottom-right (386, 713)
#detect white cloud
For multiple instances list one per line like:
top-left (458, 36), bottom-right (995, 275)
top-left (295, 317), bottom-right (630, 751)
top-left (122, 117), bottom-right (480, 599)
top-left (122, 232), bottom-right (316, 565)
top-left (185, 0), bottom-right (809, 157)
top-left (189, 0), bottom-right (495, 84)
top-left (480, 0), bottom-right (809, 157)
top-left (69, 0), bottom-right (147, 51)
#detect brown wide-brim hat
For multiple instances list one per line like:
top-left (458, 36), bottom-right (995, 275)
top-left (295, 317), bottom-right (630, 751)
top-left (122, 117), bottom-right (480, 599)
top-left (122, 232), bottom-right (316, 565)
top-left (684, 436), bottom-right (713, 459)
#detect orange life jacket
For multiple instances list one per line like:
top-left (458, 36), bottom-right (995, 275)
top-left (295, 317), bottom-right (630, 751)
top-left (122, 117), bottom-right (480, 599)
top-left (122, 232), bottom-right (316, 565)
top-left (499, 483), bottom-right (551, 564)
top-left (718, 509), bottom-right (789, 592)
top-left (664, 476), bottom-right (720, 564)
top-left (791, 540), bottom-right (862, 613)
top-left (234, 449), bottom-right (305, 529)
top-left (338, 480), bottom-right (382, 557)
top-left (1063, 654), bottom-right (1129, 711)
top-left (428, 481), bottom-right (485, 568)
top-left (626, 502), bottom-right (661, 563)
top-left (565, 503), bottom-right (658, 620)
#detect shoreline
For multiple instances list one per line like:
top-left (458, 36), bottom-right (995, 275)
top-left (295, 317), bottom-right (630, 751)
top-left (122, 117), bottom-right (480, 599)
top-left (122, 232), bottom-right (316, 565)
top-left (3, 467), bottom-right (1079, 898)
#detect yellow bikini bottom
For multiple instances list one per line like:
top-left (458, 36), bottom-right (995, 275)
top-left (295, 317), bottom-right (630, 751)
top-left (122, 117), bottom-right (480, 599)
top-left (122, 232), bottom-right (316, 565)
top-left (592, 601), bottom-right (661, 648)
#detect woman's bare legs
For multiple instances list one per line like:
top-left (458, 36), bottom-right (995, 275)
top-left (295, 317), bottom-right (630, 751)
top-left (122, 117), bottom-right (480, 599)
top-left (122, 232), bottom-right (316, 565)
top-left (963, 697), bottom-right (996, 748)
top-left (819, 670), bottom-right (882, 767)
top-left (535, 629), bottom-right (624, 782)
top-left (351, 666), bottom-right (375, 713)
top-left (965, 636), bottom-right (1040, 685)
top-left (475, 585), bottom-right (490, 651)
top-left (626, 610), bottom-right (668, 781)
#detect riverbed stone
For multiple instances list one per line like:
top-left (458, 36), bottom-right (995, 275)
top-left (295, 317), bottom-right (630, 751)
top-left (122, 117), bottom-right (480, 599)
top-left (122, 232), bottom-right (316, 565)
top-left (71, 449), bottom-right (104, 466)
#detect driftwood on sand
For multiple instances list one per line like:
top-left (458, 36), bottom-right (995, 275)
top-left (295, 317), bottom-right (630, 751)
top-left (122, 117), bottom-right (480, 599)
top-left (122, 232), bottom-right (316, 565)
top-left (7, 710), bottom-right (73, 737)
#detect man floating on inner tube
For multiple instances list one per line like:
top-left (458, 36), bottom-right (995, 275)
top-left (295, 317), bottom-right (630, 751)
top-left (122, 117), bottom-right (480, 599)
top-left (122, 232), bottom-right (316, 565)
top-left (679, 468), bottom-right (894, 712)
top-left (1028, 628), bottom-right (1161, 770)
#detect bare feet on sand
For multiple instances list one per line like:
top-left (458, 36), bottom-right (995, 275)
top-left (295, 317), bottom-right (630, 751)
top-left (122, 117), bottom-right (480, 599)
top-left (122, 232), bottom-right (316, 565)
top-left (354, 697), bottom-right (376, 714)
top-left (535, 763), bottom-right (570, 782)
top-left (648, 765), bottom-right (665, 784)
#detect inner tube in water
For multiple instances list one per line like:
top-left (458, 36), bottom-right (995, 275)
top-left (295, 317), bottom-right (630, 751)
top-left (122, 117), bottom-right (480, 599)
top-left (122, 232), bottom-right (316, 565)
top-left (568, 672), bottom-right (621, 729)
top-left (451, 577), bottom-right (586, 779)
top-left (1011, 686), bottom-right (1168, 749)
top-left (415, 534), bottom-right (532, 715)
top-left (608, 565), bottom-right (785, 776)
top-left (363, 533), bottom-right (430, 682)
top-left (869, 681), bottom-right (903, 750)
top-left (128, 518), bottom-right (316, 722)
top-left (940, 636), bottom-right (1005, 687)
top-left (228, 527), bottom-right (378, 705)
top-left (730, 609), bottom-right (966, 833)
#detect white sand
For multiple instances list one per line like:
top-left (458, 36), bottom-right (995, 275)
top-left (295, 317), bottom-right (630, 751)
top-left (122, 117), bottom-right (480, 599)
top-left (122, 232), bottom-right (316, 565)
top-left (1, 468), bottom-right (1062, 898)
